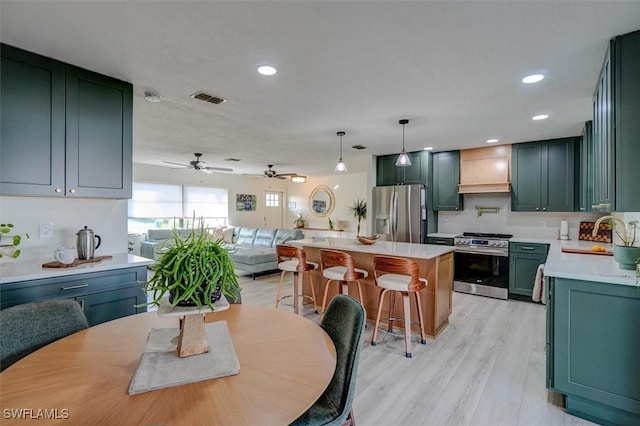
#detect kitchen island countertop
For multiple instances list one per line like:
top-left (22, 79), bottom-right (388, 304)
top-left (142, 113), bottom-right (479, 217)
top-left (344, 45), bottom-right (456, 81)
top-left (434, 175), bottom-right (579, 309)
top-left (289, 238), bottom-right (454, 260)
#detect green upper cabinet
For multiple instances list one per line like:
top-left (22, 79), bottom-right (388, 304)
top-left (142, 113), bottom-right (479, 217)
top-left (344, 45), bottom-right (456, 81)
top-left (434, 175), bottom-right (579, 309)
top-left (576, 121), bottom-right (593, 212)
top-left (592, 29), bottom-right (640, 212)
top-left (0, 44), bottom-right (133, 199)
top-left (376, 151), bottom-right (427, 186)
top-left (0, 44), bottom-right (66, 196)
top-left (432, 151), bottom-right (462, 211)
top-left (512, 138), bottom-right (575, 212)
top-left (65, 66), bottom-right (132, 198)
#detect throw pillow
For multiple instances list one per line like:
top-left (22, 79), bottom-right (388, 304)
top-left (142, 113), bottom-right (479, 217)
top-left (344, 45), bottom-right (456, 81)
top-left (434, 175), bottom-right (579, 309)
top-left (222, 227), bottom-right (234, 243)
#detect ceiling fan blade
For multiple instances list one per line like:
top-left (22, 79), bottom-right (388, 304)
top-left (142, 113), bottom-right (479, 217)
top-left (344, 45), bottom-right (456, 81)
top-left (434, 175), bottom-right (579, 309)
top-left (204, 166), bottom-right (234, 173)
top-left (275, 176), bottom-right (287, 180)
top-left (275, 173), bottom-right (297, 177)
top-left (201, 169), bottom-right (214, 174)
top-left (162, 160), bottom-right (190, 167)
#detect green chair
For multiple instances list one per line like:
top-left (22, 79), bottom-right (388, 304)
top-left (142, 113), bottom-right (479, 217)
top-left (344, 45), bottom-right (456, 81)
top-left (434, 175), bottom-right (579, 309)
top-left (290, 294), bottom-right (366, 426)
top-left (1, 299), bottom-right (89, 371)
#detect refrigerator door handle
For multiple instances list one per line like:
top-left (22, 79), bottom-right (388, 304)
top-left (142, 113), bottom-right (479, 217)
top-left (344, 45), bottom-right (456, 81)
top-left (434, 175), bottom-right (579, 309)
top-left (407, 188), bottom-right (413, 243)
top-left (391, 189), bottom-right (398, 242)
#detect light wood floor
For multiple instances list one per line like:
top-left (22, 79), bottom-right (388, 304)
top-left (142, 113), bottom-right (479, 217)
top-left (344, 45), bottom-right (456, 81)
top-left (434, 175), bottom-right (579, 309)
top-left (236, 271), bottom-right (595, 426)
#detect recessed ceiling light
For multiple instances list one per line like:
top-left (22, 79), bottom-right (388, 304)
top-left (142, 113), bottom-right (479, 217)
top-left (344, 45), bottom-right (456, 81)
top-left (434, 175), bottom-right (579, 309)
top-left (532, 114), bottom-right (549, 121)
top-left (486, 139), bottom-right (499, 143)
top-left (423, 147), bottom-right (433, 151)
top-left (257, 65), bottom-right (277, 76)
top-left (522, 74), bottom-right (544, 84)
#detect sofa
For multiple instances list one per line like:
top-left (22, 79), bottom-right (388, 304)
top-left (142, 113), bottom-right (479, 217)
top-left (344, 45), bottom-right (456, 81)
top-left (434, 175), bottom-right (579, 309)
top-left (139, 227), bottom-right (304, 279)
top-left (227, 227), bottom-right (304, 279)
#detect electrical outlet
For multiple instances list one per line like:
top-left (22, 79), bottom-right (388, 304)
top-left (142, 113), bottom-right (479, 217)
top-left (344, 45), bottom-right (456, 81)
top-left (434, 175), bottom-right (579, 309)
top-left (39, 221), bottom-right (53, 239)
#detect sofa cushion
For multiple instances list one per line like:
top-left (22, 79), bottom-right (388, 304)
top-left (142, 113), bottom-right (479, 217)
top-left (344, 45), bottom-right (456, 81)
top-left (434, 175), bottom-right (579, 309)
top-left (254, 228), bottom-right (278, 248)
top-left (146, 229), bottom-right (174, 241)
top-left (236, 227), bottom-right (257, 246)
top-left (230, 247), bottom-right (276, 265)
top-left (272, 229), bottom-right (304, 247)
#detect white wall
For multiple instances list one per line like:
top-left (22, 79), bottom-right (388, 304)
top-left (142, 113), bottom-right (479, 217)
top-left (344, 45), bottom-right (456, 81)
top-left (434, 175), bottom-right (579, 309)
top-left (436, 193), bottom-right (604, 240)
top-left (0, 196), bottom-right (127, 263)
top-left (134, 165), bottom-right (371, 235)
top-left (134, 164), bottom-right (289, 228)
top-left (285, 172), bottom-right (369, 234)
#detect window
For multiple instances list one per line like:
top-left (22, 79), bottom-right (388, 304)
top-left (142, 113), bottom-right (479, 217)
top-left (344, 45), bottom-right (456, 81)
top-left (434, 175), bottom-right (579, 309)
top-left (265, 192), bottom-right (280, 207)
top-left (127, 183), bottom-right (228, 233)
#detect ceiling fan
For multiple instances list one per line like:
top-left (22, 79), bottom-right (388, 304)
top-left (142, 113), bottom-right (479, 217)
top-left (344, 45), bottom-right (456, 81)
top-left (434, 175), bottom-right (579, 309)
top-left (259, 164), bottom-right (299, 179)
top-left (162, 153), bottom-right (233, 174)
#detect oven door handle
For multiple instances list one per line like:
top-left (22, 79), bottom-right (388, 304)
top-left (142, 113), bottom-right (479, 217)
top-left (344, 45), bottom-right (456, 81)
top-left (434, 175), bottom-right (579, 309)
top-left (454, 247), bottom-right (509, 257)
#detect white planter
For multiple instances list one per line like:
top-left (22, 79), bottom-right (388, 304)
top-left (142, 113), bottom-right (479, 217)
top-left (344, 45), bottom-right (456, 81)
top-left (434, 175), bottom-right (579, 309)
top-left (0, 245), bottom-right (17, 264)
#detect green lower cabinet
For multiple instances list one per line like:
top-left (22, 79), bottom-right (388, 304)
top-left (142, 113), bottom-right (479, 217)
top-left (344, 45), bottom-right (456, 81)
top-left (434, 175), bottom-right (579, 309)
top-left (508, 242), bottom-right (549, 299)
top-left (549, 278), bottom-right (640, 425)
top-left (77, 286), bottom-right (146, 326)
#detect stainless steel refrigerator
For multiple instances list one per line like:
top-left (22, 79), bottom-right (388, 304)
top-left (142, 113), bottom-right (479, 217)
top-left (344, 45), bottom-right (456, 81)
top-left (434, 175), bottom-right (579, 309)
top-left (372, 184), bottom-right (426, 243)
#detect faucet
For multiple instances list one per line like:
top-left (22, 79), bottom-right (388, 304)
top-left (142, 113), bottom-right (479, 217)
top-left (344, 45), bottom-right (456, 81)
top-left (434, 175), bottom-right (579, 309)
top-left (593, 215), bottom-right (627, 244)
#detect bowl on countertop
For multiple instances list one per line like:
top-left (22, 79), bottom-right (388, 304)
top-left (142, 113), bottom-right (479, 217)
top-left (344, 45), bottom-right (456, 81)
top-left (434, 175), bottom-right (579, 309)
top-left (357, 235), bottom-right (379, 245)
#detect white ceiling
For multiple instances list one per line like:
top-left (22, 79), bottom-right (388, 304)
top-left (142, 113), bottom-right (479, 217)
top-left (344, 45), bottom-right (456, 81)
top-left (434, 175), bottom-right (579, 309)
top-left (2, 1), bottom-right (640, 177)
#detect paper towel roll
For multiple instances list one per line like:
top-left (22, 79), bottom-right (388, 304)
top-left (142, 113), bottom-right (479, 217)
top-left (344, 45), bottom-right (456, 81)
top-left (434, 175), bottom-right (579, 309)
top-left (560, 220), bottom-right (569, 240)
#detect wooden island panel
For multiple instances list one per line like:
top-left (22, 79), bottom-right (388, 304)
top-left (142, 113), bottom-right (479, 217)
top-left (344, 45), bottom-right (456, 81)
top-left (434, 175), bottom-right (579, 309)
top-left (302, 246), bottom-right (453, 339)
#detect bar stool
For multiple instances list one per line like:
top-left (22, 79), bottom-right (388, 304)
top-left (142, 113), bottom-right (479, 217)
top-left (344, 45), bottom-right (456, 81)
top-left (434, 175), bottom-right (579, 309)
top-left (319, 249), bottom-right (367, 318)
top-left (371, 255), bottom-right (427, 358)
top-left (275, 245), bottom-right (318, 315)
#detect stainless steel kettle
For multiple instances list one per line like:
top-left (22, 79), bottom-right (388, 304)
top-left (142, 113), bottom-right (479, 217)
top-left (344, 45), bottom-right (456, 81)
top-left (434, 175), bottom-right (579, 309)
top-left (76, 226), bottom-right (102, 260)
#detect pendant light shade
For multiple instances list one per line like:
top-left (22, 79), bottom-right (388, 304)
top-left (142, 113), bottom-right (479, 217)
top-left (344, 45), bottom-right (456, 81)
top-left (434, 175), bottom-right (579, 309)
top-left (335, 131), bottom-right (348, 172)
top-left (395, 119), bottom-right (412, 167)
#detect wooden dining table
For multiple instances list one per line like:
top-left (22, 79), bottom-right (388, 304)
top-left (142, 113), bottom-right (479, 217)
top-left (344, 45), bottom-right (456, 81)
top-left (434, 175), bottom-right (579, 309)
top-left (0, 304), bottom-right (337, 425)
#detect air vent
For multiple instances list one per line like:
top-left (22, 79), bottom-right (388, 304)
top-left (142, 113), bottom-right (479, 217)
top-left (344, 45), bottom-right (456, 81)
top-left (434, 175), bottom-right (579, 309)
top-left (190, 91), bottom-right (227, 105)
top-left (352, 145), bottom-right (367, 150)
top-left (224, 158), bottom-right (241, 162)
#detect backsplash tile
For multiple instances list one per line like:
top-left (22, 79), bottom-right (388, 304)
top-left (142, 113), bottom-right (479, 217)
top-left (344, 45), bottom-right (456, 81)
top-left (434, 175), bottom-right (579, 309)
top-left (436, 193), bottom-right (602, 240)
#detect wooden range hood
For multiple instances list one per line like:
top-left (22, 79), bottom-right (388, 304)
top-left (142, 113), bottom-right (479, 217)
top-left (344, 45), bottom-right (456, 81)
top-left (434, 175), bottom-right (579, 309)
top-left (458, 145), bottom-right (511, 194)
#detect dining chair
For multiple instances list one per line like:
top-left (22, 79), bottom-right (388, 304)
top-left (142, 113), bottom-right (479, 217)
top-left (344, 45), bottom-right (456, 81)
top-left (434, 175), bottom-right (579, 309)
top-left (290, 294), bottom-right (366, 426)
top-left (275, 244), bottom-right (318, 314)
top-left (371, 255), bottom-right (428, 358)
top-left (1, 299), bottom-right (89, 371)
top-left (319, 249), bottom-right (367, 319)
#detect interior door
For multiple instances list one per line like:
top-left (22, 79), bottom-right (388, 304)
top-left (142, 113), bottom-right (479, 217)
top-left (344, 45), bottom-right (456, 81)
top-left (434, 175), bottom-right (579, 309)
top-left (264, 191), bottom-right (283, 228)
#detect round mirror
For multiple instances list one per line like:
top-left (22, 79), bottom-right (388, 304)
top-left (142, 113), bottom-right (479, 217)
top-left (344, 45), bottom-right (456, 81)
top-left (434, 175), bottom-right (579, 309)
top-left (309, 185), bottom-right (335, 217)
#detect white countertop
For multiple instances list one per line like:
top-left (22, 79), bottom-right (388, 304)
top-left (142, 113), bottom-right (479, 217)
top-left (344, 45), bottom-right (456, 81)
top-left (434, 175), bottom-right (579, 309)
top-left (0, 253), bottom-right (153, 284)
top-left (290, 238), bottom-right (454, 260)
top-left (507, 237), bottom-right (636, 286)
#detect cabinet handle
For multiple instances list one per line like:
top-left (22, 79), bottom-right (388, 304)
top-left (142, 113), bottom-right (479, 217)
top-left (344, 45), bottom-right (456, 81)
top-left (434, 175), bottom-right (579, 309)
top-left (542, 207), bottom-right (547, 211)
top-left (454, 207), bottom-right (458, 210)
top-left (61, 284), bottom-right (89, 291)
top-left (521, 246), bottom-right (535, 251)
top-left (535, 207), bottom-right (539, 211)
top-left (54, 188), bottom-right (62, 193)
top-left (436, 240), bottom-right (446, 244)
top-left (580, 207), bottom-right (585, 211)
top-left (69, 189), bottom-right (76, 194)
top-left (78, 299), bottom-right (85, 310)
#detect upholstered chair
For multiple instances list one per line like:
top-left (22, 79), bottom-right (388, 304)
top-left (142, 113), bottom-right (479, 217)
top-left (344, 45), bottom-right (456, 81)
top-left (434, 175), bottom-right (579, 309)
top-left (1, 299), bottom-right (89, 371)
top-left (290, 294), bottom-right (366, 426)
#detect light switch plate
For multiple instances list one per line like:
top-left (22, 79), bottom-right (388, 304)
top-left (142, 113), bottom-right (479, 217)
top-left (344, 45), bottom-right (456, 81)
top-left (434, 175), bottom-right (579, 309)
top-left (39, 221), bottom-right (53, 239)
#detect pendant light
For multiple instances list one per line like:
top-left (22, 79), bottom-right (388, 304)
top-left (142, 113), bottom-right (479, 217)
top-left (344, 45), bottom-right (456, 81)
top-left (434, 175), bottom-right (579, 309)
top-left (395, 119), bottom-right (412, 167)
top-left (335, 131), bottom-right (347, 172)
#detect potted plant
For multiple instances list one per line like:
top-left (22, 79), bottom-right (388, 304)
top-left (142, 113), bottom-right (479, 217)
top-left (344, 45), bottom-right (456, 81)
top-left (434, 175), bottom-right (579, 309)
top-left (143, 221), bottom-right (241, 309)
top-left (348, 199), bottom-right (367, 236)
top-left (0, 222), bottom-right (29, 263)
top-left (596, 216), bottom-right (640, 270)
top-left (294, 214), bottom-right (306, 229)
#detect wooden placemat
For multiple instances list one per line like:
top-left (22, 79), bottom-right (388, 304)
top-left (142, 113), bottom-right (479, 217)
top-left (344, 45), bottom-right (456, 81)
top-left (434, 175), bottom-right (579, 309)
top-left (42, 255), bottom-right (113, 268)
top-left (578, 221), bottom-right (612, 243)
top-left (561, 247), bottom-right (613, 256)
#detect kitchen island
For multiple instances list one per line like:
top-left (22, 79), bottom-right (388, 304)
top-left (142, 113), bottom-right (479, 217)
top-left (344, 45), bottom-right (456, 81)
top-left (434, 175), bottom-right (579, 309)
top-left (290, 238), bottom-right (454, 338)
top-left (542, 241), bottom-right (639, 425)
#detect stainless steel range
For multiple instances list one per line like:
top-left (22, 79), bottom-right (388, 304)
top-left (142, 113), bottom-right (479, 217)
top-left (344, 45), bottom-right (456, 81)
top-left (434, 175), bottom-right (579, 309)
top-left (453, 232), bottom-right (512, 300)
